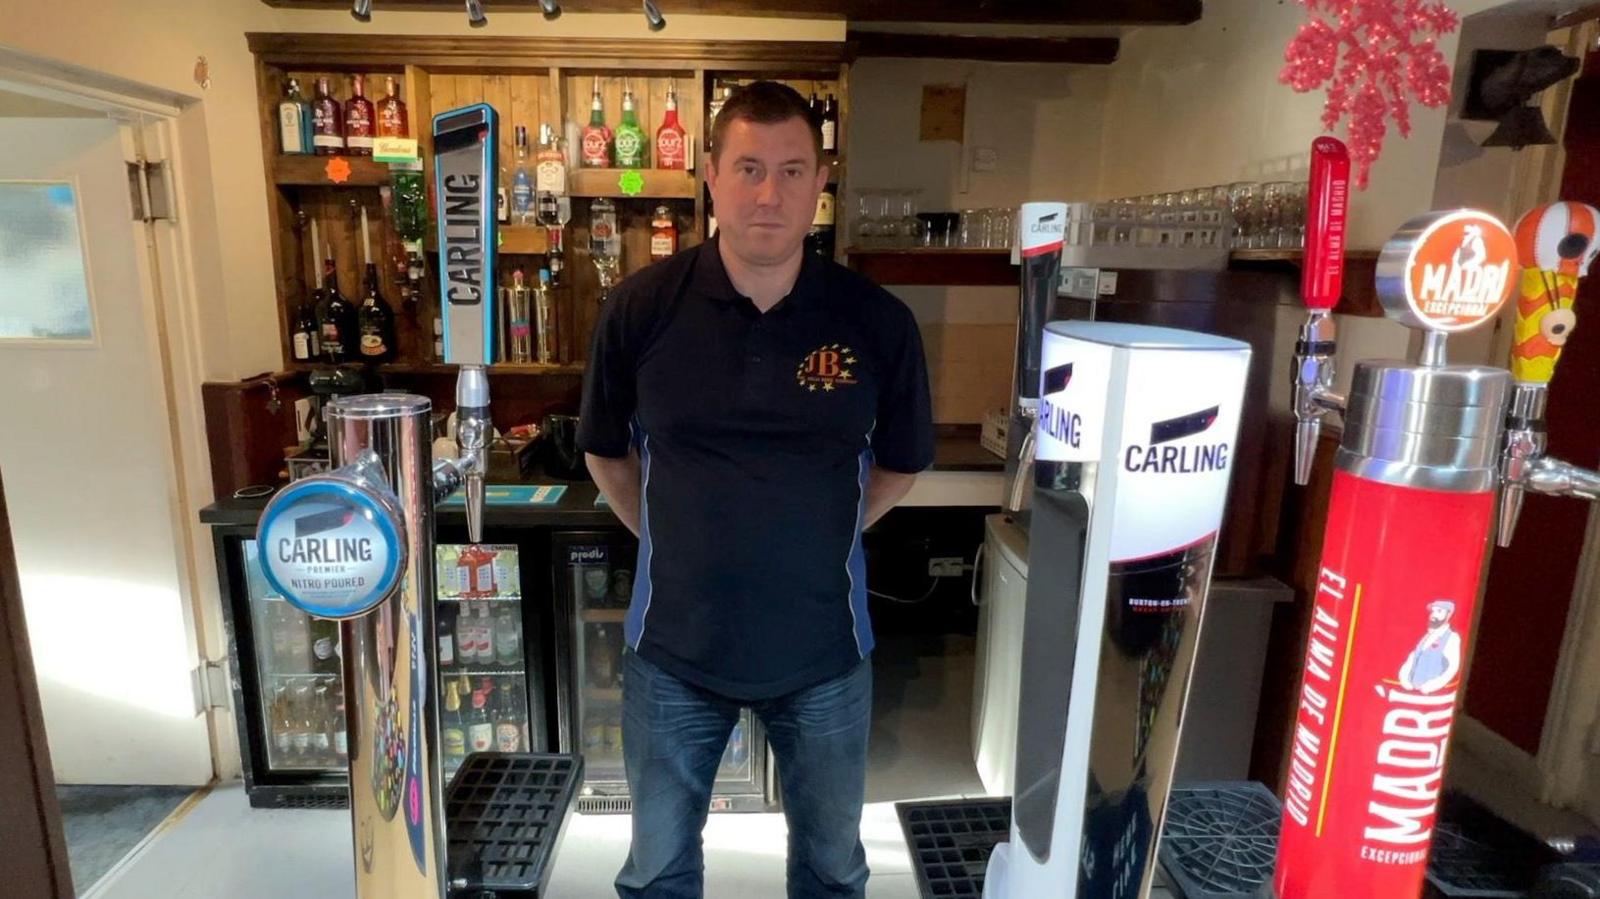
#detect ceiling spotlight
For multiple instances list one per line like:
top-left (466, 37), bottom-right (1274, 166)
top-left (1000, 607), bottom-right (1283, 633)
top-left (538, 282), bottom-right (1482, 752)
top-left (541, 0), bottom-right (561, 19)
top-left (643, 0), bottom-right (666, 31)
top-left (465, 0), bottom-right (487, 27)
top-left (351, 0), bottom-right (372, 21)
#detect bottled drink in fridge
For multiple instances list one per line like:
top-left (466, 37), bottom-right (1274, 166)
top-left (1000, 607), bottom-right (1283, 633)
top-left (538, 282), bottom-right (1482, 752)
top-left (376, 75), bottom-right (408, 138)
top-left (331, 681), bottom-right (348, 764)
top-left (437, 604), bottom-right (457, 669)
top-left (344, 74), bottom-right (375, 157)
top-left (495, 682), bottom-right (523, 752)
top-left (278, 78), bottom-right (314, 155)
top-left (291, 685), bottom-right (316, 760)
top-left (442, 681), bottom-right (467, 766)
top-left (311, 77), bottom-right (344, 156)
top-left (270, 686), bottom-right (294, 757)
top-left (468, 688), bottom-right (494, 752)
top-left (455, 602), bottom-right (476, 666)
top-left (494, 603), bottom-right (521, 666)
top-left (613, 79), bottom-right (647, 168)
top-left (309, 617), bottom-right (341, 676)
top-left (476, 603), bottom-right (495, 665)
top-left (311, 683), bottom-right (335, 763)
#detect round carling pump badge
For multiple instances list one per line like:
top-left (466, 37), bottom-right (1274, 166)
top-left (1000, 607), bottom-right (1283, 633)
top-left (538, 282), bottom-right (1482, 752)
top-left (257, 477), bottom-right (406, 619)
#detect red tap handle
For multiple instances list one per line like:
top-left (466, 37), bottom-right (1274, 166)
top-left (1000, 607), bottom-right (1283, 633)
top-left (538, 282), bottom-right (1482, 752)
top-left (1302, 136), bottom-right (1351, 312)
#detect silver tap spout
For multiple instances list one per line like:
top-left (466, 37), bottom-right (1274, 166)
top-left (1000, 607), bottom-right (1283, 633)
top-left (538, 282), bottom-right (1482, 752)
top-left (1292, 311), bottom-right (1343, 485)
top-left (1521, 455), bottom-right (1600, 500)
top-left (1496, 383), bottom-right (1547, 547)
top-left (455, 364), bottom-right (491, 543)
top-left (1007, 407), bottom-right (1038, 513)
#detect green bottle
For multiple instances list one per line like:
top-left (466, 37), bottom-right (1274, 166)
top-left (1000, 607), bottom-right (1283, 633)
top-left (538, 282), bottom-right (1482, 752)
top-left (612, 79), bottom-right (648, 169)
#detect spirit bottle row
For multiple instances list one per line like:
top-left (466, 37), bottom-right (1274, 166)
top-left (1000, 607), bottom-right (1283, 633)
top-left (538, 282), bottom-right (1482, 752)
top-left (278, 75), bottom-right (410, 157)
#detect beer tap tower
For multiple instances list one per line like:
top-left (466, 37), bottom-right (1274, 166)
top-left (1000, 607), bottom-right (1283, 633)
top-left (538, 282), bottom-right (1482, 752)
top-left (1276, 176), bottom-right (1600, 894)
top-left (255, 104), bottom-right (502, 899)
top-left (984, 204), bottom-right (1252, 898)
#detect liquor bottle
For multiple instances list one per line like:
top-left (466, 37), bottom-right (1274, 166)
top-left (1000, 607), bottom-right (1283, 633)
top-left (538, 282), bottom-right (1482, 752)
top-left (512, 125), bottom-right (534, 225)
top-left (317, 251), bottom-right (357, 363)
top-left (650, 205), bottom-right (677, 262)
top-left (310, 617), bottom-right (341, 676)
top-left (468, 689), bottom-right (494, 752)
top-left (292, 296), bottom-right (320, 362)
top-left (706, 82), bottom-right (732, 149)
top-left (579, 76), bottom-right (613, 168)
top-left (441, 682), bottom-right (466, 766)
top-left (438, 603), bottom-right (457, 669)
top-left (535, 122), bottom-right (567, 197)
top-left (821, 94), bottom-right (839, 155)
top-left (808, 91), bottom-right (820, 123)
top-left (507, 269), bottom-right (532, 364)
top-left (655, 81), bottom-right (688, 170)
top-left (589, 198), bottom-right (620, 259)
top-left (613, 80), bottom-right (647, 169)
top-left (344, 74), bottom-right (375, 157)
top-left (494, 603), bottom-right (521, 666)
top-left (270, 686), bottom-right (294, 757)
top-left (495, 683), bottom-right (523, 752)
top-left (356, 263), bottom-right (395, 362)
top-left (534, 268), bottom-right (555, 364)
top-left (376, 75), bottom-right (409, 138)
top-left (279, 78), bottom-right (314, 155)
top-left (807, 183), bottom-right (836, 259)
top-left (312, 77), bottom-right (344, 156)
top-left (545, 229), bottom-right (565, 287)
top-left (311, 683), bottom-right (334, 764)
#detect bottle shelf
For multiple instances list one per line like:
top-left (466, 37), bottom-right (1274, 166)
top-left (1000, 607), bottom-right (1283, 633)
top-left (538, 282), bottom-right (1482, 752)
top-left (273, 153), bottom-right (392, 187)
top-left (581, 608), bottom-right (628, 623)
top-left (438, 594), bottom-right (524, 603)
top-left (568, 168), bottom-right (696, 199)
top-left (584, 686), bottom-right (623, 702)
top-left (448, 668), bottom-right (527, 677)
top-left (423, 224), bottom-right (549, 255)
top-left (265, 671), bottom-right (340, 679)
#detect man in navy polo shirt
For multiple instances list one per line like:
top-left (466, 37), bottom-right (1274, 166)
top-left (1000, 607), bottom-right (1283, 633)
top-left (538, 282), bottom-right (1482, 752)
top-left (578, 81), bottom-right (934, 898)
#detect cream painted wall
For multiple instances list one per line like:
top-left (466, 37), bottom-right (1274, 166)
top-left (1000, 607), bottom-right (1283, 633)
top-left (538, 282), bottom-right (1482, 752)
top-left (0, 0), bottom-right (845, 382)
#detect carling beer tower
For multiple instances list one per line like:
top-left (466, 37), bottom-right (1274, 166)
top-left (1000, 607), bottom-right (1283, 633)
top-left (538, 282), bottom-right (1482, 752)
top-left (254, 105), bottom-right (577, 899)
top-left (1277, 135), bottom-right (1600, 896)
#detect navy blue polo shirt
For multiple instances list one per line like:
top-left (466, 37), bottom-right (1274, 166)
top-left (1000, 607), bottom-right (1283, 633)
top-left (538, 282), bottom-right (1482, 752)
top-left (577, 235), bottom-right (934, 700)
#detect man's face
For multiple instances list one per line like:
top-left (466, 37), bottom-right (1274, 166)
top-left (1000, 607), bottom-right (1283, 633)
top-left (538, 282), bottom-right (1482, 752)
top-left (706, 116), bottom-right (828, 267)
top-left (1429, 606), bottom-right (1450, 627)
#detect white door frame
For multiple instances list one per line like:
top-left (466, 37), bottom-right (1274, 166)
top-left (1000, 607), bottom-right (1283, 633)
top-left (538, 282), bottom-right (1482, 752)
top-left (0, 46), bottom-right (235, 781)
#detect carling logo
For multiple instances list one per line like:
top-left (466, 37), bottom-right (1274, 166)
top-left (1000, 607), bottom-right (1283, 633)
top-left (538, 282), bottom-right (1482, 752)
top-left (1038, 363), bottom-right (1082, 449)
top-left (1125, 405), bottom-right (1229, 474)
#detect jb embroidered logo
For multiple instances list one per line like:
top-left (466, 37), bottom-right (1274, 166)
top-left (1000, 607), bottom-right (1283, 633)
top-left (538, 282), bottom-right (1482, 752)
top-left (797, 343), bottom-right (859, 393)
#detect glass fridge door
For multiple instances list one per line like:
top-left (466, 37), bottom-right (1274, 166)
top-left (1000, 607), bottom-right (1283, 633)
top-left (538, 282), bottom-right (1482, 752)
top-left (435, 543), bottom-right (535, 785)
top-left (558, 535), bottom-right (765, 807)
top-left (242, 539), bottom-right (348, 774)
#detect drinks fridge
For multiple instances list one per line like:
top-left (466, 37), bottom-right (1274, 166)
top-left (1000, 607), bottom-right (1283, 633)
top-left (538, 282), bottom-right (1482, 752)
top-left (552, 531), bottom-right (770, 812)
top-left (221, 535), bottom-right (551, 807)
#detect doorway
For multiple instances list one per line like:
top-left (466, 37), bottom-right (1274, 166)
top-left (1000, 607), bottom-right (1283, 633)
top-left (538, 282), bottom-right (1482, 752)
top-left (0, 83), bottom-right (213, 893)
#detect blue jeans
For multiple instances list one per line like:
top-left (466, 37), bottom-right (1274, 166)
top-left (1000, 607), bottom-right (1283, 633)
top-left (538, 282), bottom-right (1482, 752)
top-left (615, 649), bottom-right (872, 899)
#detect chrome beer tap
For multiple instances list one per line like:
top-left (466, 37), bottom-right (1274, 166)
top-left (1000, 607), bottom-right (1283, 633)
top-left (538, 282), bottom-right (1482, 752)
top-left (1291, 137), bottom-right (1352, 485)
top-left (432, 103), bottom-right (501, 543)
top-left (1497, 201), bottom-right (1600, 546)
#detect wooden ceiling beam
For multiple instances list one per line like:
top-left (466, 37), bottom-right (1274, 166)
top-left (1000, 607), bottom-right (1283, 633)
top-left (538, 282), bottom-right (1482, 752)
top-left (260, 0), bottom-right (1202, 26)
top-left (847, 30), bottom-right (1119, 65)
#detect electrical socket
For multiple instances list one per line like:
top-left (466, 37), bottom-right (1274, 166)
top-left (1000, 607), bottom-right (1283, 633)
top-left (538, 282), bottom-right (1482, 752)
top-left (928, 557), bottom-right (966, 578)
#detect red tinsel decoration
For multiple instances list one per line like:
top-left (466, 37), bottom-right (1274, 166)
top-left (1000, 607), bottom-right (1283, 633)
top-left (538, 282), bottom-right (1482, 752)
top-left (1281, 0), bottom-right (1459, 188)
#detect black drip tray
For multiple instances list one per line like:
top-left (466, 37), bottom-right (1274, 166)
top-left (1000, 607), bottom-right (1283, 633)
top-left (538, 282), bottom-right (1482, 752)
top-left (444, 752), bottom-right (584, 899)
top-left (896, 798), bottom-right (1012, 899)
top-left (1158, 782), bottom-right (1281, 899)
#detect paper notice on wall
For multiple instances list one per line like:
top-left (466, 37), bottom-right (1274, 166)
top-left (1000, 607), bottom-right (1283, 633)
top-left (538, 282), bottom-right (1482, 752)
top-left (920, 84), bottom-right (966, 142)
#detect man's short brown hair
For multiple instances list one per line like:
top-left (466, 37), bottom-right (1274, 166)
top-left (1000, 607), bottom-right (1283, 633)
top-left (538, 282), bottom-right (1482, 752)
top-left (709, 80), bottom-right (822, 166)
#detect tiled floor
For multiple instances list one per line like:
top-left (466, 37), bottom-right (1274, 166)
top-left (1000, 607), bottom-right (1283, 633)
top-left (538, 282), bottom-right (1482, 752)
top-left (92, 634), bottom-right (991, 899)
top-left (58, 784), bottom-right (197, 894)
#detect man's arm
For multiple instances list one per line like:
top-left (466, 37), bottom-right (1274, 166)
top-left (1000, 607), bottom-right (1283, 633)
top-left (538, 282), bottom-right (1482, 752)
top-left (863, 466), bottom-right (917, 528)
top-left (588, 452), bottom-right (643, 538)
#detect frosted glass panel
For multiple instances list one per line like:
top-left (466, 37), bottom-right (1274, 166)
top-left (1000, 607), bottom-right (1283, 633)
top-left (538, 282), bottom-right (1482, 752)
top-left (0, 181), bottom-right (93, 341)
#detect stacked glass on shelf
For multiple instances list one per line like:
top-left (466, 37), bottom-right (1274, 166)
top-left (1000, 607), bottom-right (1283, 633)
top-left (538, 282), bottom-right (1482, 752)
top-left (1104, 181), bottom-right (1308, 250)
top-left (1083, 188), bottom-right (1231, 251)
top-left (850, 189), bottom-right (1016, 250)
